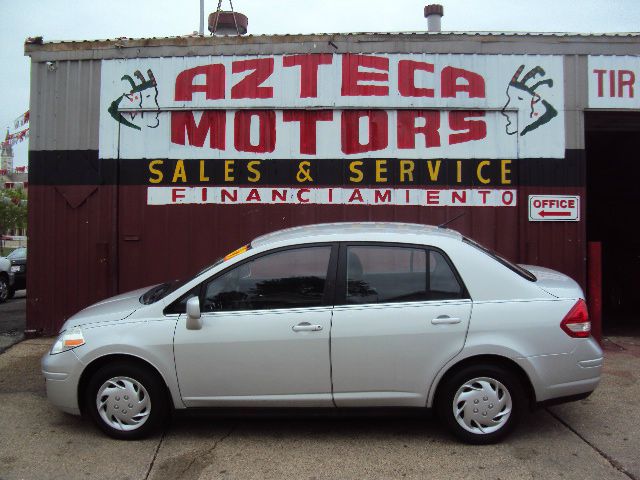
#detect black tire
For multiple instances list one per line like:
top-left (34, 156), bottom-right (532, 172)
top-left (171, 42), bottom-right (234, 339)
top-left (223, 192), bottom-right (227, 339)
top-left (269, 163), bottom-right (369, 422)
top-left (436, 363), bottom-right (525, 444)
top-left (0, 276), bottom-right (9, 303)
top-left (85, 361), bottom-right (169, 440)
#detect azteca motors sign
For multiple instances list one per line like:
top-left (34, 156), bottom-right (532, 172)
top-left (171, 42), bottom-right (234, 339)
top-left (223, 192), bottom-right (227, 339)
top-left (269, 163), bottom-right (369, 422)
top-left (98, 53), bottom-right (565, 206)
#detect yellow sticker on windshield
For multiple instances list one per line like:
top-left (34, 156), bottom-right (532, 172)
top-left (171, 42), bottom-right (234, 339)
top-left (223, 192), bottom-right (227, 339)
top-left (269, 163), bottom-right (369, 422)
top-left (223, 244), bottom-right (250, 262)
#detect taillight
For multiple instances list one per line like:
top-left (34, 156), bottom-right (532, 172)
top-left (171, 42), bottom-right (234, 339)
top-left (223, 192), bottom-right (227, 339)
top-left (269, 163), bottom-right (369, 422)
top-left (560, 299), bottom-right (590, 338)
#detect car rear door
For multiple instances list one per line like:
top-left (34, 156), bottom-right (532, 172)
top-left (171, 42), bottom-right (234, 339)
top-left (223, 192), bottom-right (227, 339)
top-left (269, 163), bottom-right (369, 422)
top-left (330, 243), bottom-right (472, 407)
top-left (173, 243), bottom-right (338, 407)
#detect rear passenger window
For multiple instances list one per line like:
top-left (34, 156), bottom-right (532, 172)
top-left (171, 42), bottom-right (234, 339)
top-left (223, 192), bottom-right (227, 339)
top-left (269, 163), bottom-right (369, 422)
top-left (429, 251), bottom-right (464, 299)
top-left (346, 246), bottom-right (464, 304)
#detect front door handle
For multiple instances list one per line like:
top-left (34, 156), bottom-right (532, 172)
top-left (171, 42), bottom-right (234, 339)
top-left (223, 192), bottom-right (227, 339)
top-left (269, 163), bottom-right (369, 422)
top-left (292, 322), bottom-right (323, 332)
top-left (431, 315), bottom-right (461, 325)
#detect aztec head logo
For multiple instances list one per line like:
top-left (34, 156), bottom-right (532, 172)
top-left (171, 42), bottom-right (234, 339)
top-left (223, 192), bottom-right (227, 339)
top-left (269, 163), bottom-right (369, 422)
top-left (501, 65), bottom-right (558, 136)
top-left (108, 69), bottom-right (160, 131)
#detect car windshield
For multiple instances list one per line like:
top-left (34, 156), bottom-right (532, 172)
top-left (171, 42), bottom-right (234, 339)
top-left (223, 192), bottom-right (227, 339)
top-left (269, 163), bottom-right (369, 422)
top-left (140, 279), bottom-right (189, 305)
top-left (462, 237), bottom-right (537, 282)
top-left (8, 248), bottom-right (26, 260)
top-left (139, 244), bottom-right (252, 305)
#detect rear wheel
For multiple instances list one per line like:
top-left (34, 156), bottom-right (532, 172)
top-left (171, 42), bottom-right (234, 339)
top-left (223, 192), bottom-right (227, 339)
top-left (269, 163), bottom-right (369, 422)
top-left (436, 364), bottom-right (525, 444)
top-left (85, 361), bottom-right (168, 440)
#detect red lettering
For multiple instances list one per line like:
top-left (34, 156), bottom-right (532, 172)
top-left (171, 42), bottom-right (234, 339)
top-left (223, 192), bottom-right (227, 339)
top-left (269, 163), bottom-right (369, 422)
top-left (231, 58), bottom-right (274, 99)
top-left (272, 189), bottom-right (287, 202)
top-left (398, 60), bottom-right (435, 97)
top-left (341, 54), bottom-right (389, 97)
top-left (448, 111), bottom-right (486, 145)
top-left (283, 54), bottom-right (333, 98)
top-left (568, 199), bottom-right (575, 208)
top-left (593, 69), bottom-right (607, 97)
top-left (246, 188), bottom-right (261, 202)
top-left (341, 110), bottom-right (388, 154)
top-left (478, 190), bottom-right (490, 204)
top-left (234, 110), bottom-right (276, 153)
top-left (618, 70), bottom-right (635, 98)
top-left (174, 64), bottom-right (225, 101)
top-left (397, 110), bottom-right (441, 149)
top-left (282, 110), bottom-right (334, 154)
top-left (201, 188), bottom-right (208, 202)
top-left (172, 188), bottom-right (186, 203)
top-left (374, 190), bottom-right (392, 203)
top-left (502, 190), bottom-right (514, 206)
top-left (426, 190), bottom-right (439, 205)
top-left (171, 111), bottom-right (226, 149)
top-left (452, 190), bottom-right (466, 204)
top-left (609, 70), bottom-right (616, 97)
top-left (533, 199), bottom-right (541, 208)
top-left (441, 66), bottom-right (485, 98)
top-left (221, 189), bottom-right (238, 202)
top-left (348, 188), bottom-right (364, 203)
top-left (297, 188), bottom-right (310, 203)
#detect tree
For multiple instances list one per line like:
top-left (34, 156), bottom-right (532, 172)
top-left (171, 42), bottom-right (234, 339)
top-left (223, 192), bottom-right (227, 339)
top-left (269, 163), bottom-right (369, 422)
top-left (0, 188), bottom-right (27, 236)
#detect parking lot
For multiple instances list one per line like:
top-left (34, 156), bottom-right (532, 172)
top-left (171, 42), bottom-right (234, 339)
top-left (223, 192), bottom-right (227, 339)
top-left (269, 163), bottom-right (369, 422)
top-left (1, 301), bottom-right (639, 480)
top-left (0, 290), bottom-right (25, 354)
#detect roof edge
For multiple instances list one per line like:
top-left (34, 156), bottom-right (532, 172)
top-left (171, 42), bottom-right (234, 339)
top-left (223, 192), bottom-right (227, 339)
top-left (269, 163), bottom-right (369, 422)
top-left (24, 30), bottom-right (640, 55)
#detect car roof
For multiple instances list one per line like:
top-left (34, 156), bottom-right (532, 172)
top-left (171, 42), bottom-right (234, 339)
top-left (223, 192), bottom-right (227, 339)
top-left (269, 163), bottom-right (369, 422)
top-left (251, 222), bottom-right (463, 248)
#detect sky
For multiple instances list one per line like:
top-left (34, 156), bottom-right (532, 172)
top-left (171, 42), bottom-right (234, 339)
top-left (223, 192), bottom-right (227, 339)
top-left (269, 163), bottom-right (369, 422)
top-left (2, 0), bottom-right (640, 168)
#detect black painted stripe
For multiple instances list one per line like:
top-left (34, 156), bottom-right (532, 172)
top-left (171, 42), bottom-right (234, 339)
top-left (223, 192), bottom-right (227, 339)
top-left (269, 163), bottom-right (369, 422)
top-left (28, 150), bottom-right (585, 187)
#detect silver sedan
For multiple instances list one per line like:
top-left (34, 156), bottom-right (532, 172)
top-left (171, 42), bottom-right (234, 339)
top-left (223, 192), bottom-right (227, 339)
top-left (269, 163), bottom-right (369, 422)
top-left (42, 222), bottom-right (602, 443)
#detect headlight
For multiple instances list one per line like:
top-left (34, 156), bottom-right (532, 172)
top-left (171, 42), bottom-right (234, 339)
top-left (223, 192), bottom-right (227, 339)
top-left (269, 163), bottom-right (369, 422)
top-left (50, 327), bottom-right (85, 355)
top-left (10, 265), bottom-right (20, 273)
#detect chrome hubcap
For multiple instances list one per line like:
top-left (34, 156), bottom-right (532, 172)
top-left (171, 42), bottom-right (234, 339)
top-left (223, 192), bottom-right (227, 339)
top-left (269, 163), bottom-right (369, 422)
top-left (453, 377), bottom-right (512, 435)
top-left (0, 279), bottom-right (7, 301)
top-left (96, 376), bottom-right (151, 431)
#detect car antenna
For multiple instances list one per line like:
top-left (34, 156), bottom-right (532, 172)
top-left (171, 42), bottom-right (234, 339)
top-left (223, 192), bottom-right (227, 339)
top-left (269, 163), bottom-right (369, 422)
top-left (438, 212), bottom-right (466, 229)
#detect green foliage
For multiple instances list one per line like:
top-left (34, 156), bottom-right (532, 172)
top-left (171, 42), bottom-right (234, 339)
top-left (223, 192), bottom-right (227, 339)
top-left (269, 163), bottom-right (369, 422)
top-left (0, 189), bottom-right (27, 235)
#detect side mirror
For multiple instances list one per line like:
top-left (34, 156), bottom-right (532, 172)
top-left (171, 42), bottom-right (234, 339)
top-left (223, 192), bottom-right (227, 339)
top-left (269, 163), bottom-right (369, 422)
top-left (186, 296), bottom-right (202, 330)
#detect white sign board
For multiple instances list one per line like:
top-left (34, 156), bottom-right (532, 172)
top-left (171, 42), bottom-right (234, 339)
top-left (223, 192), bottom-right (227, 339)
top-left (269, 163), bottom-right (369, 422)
top-left (528, 195), bottom-right (580, 222)
top-left (99, 53), bottom-right (565, 160)
top-left (588, 56), bottom-right (640, 109)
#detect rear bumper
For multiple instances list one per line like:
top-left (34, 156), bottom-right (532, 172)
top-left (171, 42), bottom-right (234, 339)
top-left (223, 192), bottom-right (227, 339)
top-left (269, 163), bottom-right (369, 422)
top-left (518, 337), bottom-right (603, 403)
top-left (536, 390), bottom-right (593, 408)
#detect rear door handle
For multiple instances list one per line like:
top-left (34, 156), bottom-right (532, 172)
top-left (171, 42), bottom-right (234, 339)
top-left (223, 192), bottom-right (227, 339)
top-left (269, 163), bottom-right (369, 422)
top-left (292, 322), bottom-right (323, 332)
top-left (431, 315), bottom-right (461, 325)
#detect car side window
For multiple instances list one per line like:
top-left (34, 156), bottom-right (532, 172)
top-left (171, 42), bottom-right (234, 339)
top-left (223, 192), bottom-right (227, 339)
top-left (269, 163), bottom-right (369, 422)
top-left (429, 250), bottom-right (464, 300)
top-left (201, 246), bottom-right (332, 312)
top-left (345, 245), bottom-right (465, 304)
top-left (346, 246), bottom-right (428, 304)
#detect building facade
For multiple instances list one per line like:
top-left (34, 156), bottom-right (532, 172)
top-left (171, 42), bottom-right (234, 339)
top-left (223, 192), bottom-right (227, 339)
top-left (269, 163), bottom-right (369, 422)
top-left (24, 32), bottom-right (640, 335)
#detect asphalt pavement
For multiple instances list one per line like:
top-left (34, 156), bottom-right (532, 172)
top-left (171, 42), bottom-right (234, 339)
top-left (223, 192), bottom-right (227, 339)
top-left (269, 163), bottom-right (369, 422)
top-left (0, 334), bottom-right (638, 480)
top-left (0, 290), bottom-right (26, 354)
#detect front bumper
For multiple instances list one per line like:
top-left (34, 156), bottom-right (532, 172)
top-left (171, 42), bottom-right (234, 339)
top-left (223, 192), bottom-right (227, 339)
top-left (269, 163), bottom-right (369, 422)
top-left (12, 273), bottom-right (26, 290)
top-left (41, 347), bottom-right (85, 415)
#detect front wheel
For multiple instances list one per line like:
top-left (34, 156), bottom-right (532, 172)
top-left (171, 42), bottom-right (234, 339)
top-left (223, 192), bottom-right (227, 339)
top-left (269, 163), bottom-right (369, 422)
top-left (0, 276), bottom-right (9, 303)
top-left (436, 364), bottom-right (525, 444)
top-left (85, 361), bottom-right (169, 440)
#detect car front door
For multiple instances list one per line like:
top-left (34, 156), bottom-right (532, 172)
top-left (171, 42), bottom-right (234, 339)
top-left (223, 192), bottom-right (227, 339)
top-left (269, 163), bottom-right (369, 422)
top-left (173, 244), bottom-right (337, 407)
top-left (330, 243), bottom-right (472, 407)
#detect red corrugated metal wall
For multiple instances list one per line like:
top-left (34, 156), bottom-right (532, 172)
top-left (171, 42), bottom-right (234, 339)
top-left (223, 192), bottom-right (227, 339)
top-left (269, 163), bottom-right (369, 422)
top-left (25, 182), bottom-right (585, 336)
top-left (26, 185), bottom-right (117, 335)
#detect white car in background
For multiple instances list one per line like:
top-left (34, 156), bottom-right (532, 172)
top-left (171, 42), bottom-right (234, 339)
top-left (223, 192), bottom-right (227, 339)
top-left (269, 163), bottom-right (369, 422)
top-left (0, 255), bottom-right (15, 303)
top-left (42, 222), bottom-right (602, 443)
